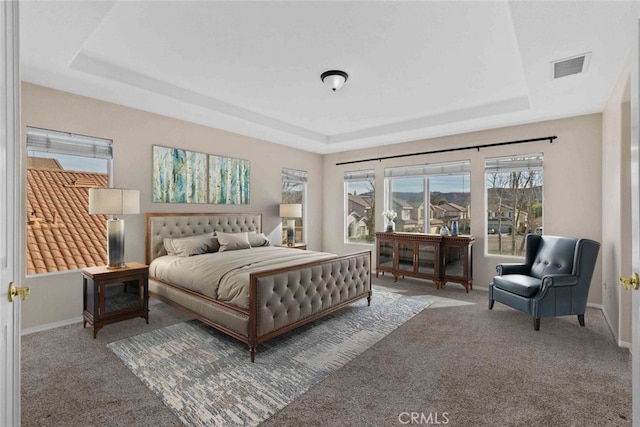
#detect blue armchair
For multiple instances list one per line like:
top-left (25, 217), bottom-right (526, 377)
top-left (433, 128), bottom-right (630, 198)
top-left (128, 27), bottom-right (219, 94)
top-left (489, 234), bottom-right (600, 330)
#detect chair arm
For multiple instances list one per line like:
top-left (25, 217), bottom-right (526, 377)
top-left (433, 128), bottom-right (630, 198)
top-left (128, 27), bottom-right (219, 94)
top-left (541, 274), bottom-right (579, 288)
top-left (496, 263), bottom-right (529, 275)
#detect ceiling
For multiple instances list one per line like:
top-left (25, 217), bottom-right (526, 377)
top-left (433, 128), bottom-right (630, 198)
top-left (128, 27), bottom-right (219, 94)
top-left (19, 1), bottom-right (640, 154)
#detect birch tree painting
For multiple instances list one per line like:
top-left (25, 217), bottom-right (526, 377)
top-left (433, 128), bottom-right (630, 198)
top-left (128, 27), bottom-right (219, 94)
top-left (153, 146), bottom-right (207, 203)
top-left (208, 155), bottom-right (250, 204)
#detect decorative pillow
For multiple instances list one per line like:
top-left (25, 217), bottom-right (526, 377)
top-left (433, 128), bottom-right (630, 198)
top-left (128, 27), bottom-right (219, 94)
top-left (216, 231), bottom-right (251, 252)
top-left (248, 232), bottom-right (270, 247)
top-left (163, 234), bottom-right (219, 257)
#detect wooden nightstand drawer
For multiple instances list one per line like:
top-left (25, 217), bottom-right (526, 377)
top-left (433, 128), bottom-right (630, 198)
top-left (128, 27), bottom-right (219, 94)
top-left (82, 262), bottom-right (149, 338)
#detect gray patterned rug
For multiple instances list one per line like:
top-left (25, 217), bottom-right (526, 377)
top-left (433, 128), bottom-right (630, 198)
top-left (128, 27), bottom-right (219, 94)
top-left (108, 290), bottom-right (432, 426)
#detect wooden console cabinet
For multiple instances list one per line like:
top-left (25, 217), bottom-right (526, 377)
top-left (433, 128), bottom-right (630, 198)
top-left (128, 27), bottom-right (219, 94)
top-left (375, 232), bottom-right (475, 292)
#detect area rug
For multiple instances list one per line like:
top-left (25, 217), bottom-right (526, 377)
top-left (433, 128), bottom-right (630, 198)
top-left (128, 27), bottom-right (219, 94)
top-left (108, 290), bottom-right (432, 427)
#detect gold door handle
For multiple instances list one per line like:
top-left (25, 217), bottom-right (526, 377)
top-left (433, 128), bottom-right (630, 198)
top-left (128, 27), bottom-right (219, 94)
top-left (619, 273), bottom-right (640, 291)
top-left (8, 282), bottom-right (30, 302)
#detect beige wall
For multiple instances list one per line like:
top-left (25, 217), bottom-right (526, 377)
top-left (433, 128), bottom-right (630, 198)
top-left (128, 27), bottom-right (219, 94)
top-left (20, 82), bottom-right (607, 331)
top-left (323, 114), bottom-right (603, 303)
top-left (20, 82), bottom-right (323, 330)
top-left (601, 59), bottom-right (633, 345)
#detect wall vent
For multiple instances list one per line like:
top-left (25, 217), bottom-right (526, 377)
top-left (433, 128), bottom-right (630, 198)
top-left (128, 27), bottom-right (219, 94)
top-left (551, 52), bottom-right (591, 79)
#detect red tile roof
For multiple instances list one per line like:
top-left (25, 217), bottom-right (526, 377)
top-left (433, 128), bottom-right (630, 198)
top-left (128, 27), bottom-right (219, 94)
top-left (26, 166), bottom-right (109, 275)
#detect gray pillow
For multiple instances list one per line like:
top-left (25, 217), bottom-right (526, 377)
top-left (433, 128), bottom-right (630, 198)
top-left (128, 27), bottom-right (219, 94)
top-left (216, 231), bottom-right (251, 252)
top-left (248, 232), bottom-right (270, 247)
top-left (163, 234), bottom-right (219, 257)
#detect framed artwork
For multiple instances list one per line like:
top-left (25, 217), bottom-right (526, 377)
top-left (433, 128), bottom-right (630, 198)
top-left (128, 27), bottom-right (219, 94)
top-left (152, 145), bottom-right (250, 204)
top-left (209, 155), bottom-right (250, 204)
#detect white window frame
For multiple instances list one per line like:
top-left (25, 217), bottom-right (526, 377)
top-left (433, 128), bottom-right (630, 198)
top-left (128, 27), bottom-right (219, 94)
top-left (344, 169), bottom-right (375, 244)
top-left (25, 127), bottom-right (113, 276)
top-left (384, 160), bottom-right (471, 233)
top-left (282, 168), bottom-right (308, 243)
top-left (484, 153), bottom-right (544, 258)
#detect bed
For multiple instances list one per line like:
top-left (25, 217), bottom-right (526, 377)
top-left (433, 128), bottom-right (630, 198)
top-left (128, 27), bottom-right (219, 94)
top-left (145, 212), bottom-right (372, 361)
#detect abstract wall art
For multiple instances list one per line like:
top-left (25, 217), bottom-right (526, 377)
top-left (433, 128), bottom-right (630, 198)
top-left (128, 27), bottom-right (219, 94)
top-left (152, 145), bottom-right (250, 204)
top-left (208, 155), bottom-right (250, 204)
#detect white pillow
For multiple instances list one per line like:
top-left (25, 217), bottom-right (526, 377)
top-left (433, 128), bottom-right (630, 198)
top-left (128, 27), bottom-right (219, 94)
top-left (248, 232), bottom-right (270, 247)
top-left (163, 234), bottom-right (219, 257)
top-left (216, 231), bottom-right (251, 252)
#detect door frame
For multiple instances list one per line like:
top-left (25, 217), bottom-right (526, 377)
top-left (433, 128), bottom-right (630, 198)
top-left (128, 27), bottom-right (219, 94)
top-left (0, 0), bottom-right (21, 425)
top-left (629, 17), bottom-right (640, 426)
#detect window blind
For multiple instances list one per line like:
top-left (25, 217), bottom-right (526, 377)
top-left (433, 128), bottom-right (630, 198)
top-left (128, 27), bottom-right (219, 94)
top-left (26, 127), bottom-right (113, 160)
top-left (384, 160), bottom-right (471, 178)
top-left (344, 169), bottom-right (375, 182)
top-left (485, 153), bottom-right (543, 173)
top-left (282, 168), bottom-right (308, 183)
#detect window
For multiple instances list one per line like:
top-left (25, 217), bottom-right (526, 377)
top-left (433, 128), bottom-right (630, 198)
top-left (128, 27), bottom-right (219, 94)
top-left (282, 168), bottom-right (307, 244)
top-left (344, 169), bottom-right (375, 244)
top-left (384, 161), bottom-right (471, 234)
top-left (26, 127), bottom-right (113, 275)
top-left (485, 153), bottom-right (543, 257)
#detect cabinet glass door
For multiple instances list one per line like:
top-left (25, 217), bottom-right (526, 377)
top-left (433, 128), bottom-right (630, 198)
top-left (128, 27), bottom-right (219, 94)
top-left (378, 240), bottom-right (394, 269)
top-left (104, 279), bottom-right (141, 314)
top-left (443, 245), bottom-right (464, 278)
top-left (416, 243), bottom-right (437, 275)
top-left (397, 243), bottom-right (415, 272)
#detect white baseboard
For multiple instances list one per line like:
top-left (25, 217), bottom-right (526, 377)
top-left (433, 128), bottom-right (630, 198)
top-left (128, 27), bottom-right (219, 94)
top-left (586, 302), bottom-right (603, 310)
top-left (21, 316), bottom-right (83, 336)
top-left (618, 339), bottom-right (632, 348)
top-left (21, 298), bottom-right (163, 336)
top-left (593, 303), bottom-right (631, 350)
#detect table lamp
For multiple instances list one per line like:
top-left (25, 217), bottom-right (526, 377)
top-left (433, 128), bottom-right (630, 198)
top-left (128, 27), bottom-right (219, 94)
top-left (89, 188), bottom-right (140, 269)
top-left (279, 203), bottom-right (302, 246)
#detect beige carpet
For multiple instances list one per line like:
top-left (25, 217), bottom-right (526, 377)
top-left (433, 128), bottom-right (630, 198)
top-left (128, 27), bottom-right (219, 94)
top-left (21, 276), bottom-right (631, 426)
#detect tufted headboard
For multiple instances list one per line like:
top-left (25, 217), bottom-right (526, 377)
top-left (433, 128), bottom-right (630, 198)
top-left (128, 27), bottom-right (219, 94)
top-left (146, 212), bottom-right (262, 264)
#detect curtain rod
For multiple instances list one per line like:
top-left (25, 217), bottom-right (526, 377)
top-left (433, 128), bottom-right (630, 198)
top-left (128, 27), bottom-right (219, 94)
top-left (335, 135), bottom-right (557, 166)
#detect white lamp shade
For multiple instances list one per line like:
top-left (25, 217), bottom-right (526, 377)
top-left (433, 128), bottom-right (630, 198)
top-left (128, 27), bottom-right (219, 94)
top-left (89, 188), bottom-right (140, 215)
top-left (279, 203), bottom-right (302, 218)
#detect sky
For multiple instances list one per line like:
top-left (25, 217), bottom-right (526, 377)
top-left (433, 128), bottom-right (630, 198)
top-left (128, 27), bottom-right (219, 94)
top-left (28, 151), bottom-right (108, 173)
top-left (348, 174), bottom-right (470, 195)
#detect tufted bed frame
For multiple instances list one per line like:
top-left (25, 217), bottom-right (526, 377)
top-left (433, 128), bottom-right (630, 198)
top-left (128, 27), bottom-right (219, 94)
top-left (146, 212), bottom-right (372, 362)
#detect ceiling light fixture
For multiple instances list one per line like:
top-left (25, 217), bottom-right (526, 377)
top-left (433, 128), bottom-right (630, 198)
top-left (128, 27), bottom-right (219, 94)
top-left (321, 70), bottom-right (348, 92)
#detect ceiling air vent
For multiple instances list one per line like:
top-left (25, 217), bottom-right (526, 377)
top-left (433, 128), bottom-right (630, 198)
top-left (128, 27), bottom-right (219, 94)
top-left (551, 52), bottom-right (591, 79)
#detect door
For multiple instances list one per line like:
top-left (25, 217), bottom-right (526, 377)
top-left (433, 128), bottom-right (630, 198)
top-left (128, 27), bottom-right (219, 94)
top-left (0, 1), bottom-right (21, 425)
top-left (631, 18), bottom-right (640, 426)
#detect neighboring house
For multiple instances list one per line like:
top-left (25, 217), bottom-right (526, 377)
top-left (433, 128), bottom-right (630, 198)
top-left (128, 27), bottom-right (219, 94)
top-left (392, 198), bottom-right (420, 232)
top-left (26, 159), bottom-right (108, 275)
top-left (347, 194), bottom-right (373, 239)
top-left (486, 202), bottom-right (529, 234)
top-left (426, 202), bottom-right (470, 233)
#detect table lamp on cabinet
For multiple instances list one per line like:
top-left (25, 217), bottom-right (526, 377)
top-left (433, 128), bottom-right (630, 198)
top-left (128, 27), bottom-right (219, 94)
top-left (279, 203), bottom-right (302, 246)
top-left (89, 188), bottom-right (140, 269)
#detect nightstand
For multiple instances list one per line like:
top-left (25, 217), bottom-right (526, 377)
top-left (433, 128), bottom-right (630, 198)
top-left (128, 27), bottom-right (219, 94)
top-left (82, 262), bottom-right (149, 338)
top-left (276, 243), bottom-right (307, 250)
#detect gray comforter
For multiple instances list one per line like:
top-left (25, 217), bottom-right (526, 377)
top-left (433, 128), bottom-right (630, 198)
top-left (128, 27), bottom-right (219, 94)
top-left (149, 246), bottom-right (335, 309)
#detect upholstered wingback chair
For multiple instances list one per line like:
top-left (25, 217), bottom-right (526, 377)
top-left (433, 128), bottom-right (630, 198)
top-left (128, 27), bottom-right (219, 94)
top-left (489, 234), bottom-right (600, 330)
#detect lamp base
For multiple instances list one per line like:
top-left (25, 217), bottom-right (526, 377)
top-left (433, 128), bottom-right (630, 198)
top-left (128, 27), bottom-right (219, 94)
top-left (106, 218), bottom-right (126, 269)
top-left (286, 219), bottom-right (296, 245)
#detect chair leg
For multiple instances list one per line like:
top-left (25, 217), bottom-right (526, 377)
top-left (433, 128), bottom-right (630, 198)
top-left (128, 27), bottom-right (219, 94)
top-left (577, 314), bottom-right (585, 327)
top-left (488, 299), bottom-right (494, 310)
top-left (533, 317), bottom-right (540, 331)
